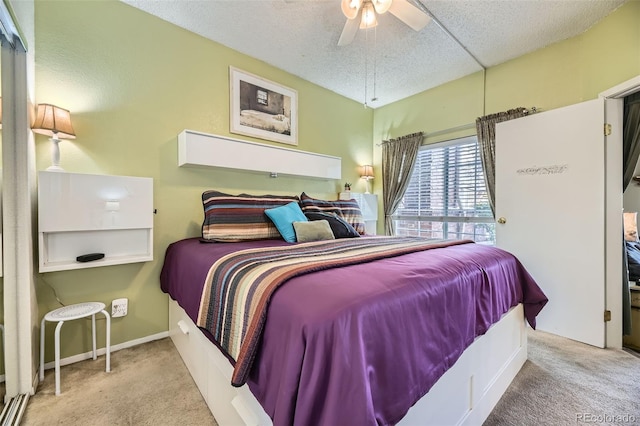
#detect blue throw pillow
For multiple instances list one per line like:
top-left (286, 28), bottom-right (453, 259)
top-left (265, 201), bottom-right (308, 243)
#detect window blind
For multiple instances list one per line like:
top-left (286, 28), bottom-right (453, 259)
top-left (394, 136), bottom-right (495, 243)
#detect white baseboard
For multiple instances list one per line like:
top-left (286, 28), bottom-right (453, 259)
top-left (41, 331), bottom-right (169, 371)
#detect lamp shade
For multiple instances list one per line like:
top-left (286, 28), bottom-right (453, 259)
top-left (361, 164), bottom-right (374, 179)
top-left (32, 103), bottom-right (76, 139)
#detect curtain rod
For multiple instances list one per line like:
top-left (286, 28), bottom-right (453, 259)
top-left (427, 106), bottom-right (538, 138)
top-left (376, 123), bottom-right (474, 146)
top-left (375, 107), bottom-right (539, 146)
top-left (425, 122), bottom-right (475, 138)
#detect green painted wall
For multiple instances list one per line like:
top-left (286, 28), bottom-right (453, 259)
top-left (34, 0), bottom-right (372, 361)
top-left (371, 1), bottom-right (640, 234)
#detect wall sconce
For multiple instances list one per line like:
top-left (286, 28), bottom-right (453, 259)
top-left (361, 164), bottom-right (374, 194)
top-left (32, 103), bottom-right (76, 171)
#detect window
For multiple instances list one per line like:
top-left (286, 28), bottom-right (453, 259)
top-left (394, 136), bottom-right (495, 244)
top-left (256, 89), bottom-right (268, 106)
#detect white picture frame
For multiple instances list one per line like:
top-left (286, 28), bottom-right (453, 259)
top-left (230, 67), bottom-right (298, 146)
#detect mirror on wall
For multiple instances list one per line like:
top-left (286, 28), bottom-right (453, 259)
top-left (0, 41), bottom-right (4, 408)
top-left (0, 45), bottom-right (4, 407)
top-left (0, 0), bottom-right (28, 407)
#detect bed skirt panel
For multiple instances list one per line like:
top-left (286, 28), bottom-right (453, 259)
top-left (169, 298), bottom-right (526, 426)
top-left (169, 298), bottom-right (270, 426)
top-left (399, 303), bottom-right (526, 425)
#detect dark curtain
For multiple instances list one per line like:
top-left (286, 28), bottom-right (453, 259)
top-left (623, 92), bottom-right (640, 336)
top-left (381, 132), bottom-right (423, 235)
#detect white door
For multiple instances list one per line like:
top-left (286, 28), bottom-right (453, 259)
top-left (495, 98), bottom-right (606, 348)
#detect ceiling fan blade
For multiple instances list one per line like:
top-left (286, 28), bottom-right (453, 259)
top-left (388, 0), bottom-right (431, 31)
top-left (338, 17), bottom-right (360, 46)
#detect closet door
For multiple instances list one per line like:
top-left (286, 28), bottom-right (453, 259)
top-left (1, 0), bottom-right (35, 401)
top-left (495, 99), bottom-right (606, 348)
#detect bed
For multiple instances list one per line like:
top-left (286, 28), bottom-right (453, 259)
top-left (161, 232), bottom-right (547, 425)
top-left (240, 110), bottom-right (291, 135)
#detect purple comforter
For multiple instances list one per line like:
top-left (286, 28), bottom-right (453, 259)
top-left (161, 238), bottom-right (547, 425)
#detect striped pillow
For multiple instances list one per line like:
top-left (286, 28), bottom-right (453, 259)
top-left (299, 192), bottom-right (366, 235)
top-left (202, 190), bottom-right (300, 242)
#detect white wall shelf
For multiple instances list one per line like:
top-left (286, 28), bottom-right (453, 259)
top-left (178, 129), bottom-right (342, 180)
top-left (38, 171), bottom-right (154, 272)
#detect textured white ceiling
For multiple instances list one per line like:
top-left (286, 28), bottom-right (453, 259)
top-left (122, 0), bottom-right (626, 108)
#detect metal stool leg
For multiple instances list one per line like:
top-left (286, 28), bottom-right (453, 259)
top-left (39, 318), bottom-right (46, 382)
top-left (91, 313), bottom-right (97, 360)
top-left (101, 310), bottom-right (111, 372)
top-left (54, 321), bottom-right (64, 396)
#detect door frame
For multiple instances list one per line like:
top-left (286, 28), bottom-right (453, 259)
top-left (601, 75), bottom-right (640, 348)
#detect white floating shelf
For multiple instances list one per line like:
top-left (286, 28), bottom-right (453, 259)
top-left (178, 129), bottom-right (342, 180)
top-left (38, 171), bottom-right (154, 272)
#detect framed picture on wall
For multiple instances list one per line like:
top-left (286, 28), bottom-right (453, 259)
top-left (229, 67), bottom-right (298, 146)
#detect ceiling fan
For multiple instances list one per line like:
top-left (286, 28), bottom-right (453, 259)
top-left (338, 0), bottom-right (431, 46)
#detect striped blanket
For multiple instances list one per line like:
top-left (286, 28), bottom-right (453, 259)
top-left (196, 236), bottom-right (472, 386)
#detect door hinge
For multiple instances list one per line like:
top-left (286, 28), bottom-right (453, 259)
top-left (604, 123), bottom-right (612, 136)
top-left (604, 310), bottom-right (612, 322)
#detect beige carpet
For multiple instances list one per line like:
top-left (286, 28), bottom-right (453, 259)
top-left (23, 338), bottom-right (216, 426)
top-left (485, 330), bottom-right (640, 425)
top-left (20, 331), bottom-right (640, 425)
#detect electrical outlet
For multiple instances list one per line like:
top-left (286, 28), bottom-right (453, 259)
top-left (111, 298), bottom-right (128, 318)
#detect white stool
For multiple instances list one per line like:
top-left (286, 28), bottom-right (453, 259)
top-left (40, 302), bottom-right (111, 396)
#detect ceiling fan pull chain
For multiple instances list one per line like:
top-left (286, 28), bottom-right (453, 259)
top-left (364, 26), bottom-right (369, 108)
top-left (372, 25), bottom-right (378, 102)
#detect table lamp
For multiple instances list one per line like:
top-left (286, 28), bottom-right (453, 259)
top-left (32, 103), bottom-right (76, 171)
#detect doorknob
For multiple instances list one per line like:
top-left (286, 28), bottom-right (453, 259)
top-left (497, 217), bottom-right (506, 224)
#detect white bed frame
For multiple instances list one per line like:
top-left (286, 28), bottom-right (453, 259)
top-left (168, 299), bottom-right (527, 425)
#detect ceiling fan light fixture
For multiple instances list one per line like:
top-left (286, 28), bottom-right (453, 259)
top-left (341, 0), bottom-right (362, 20)
top-left (360, 2), bottom-right (378, 29)
top-left (372, 0), bottom-right (392, 15)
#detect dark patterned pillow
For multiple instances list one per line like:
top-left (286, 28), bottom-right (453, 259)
top-left (304, 212), bottom-right (360, 239)
top-left (201, 190), bottom-right (299, 242)
top-left (299, 192), bottom-right (365, 235)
